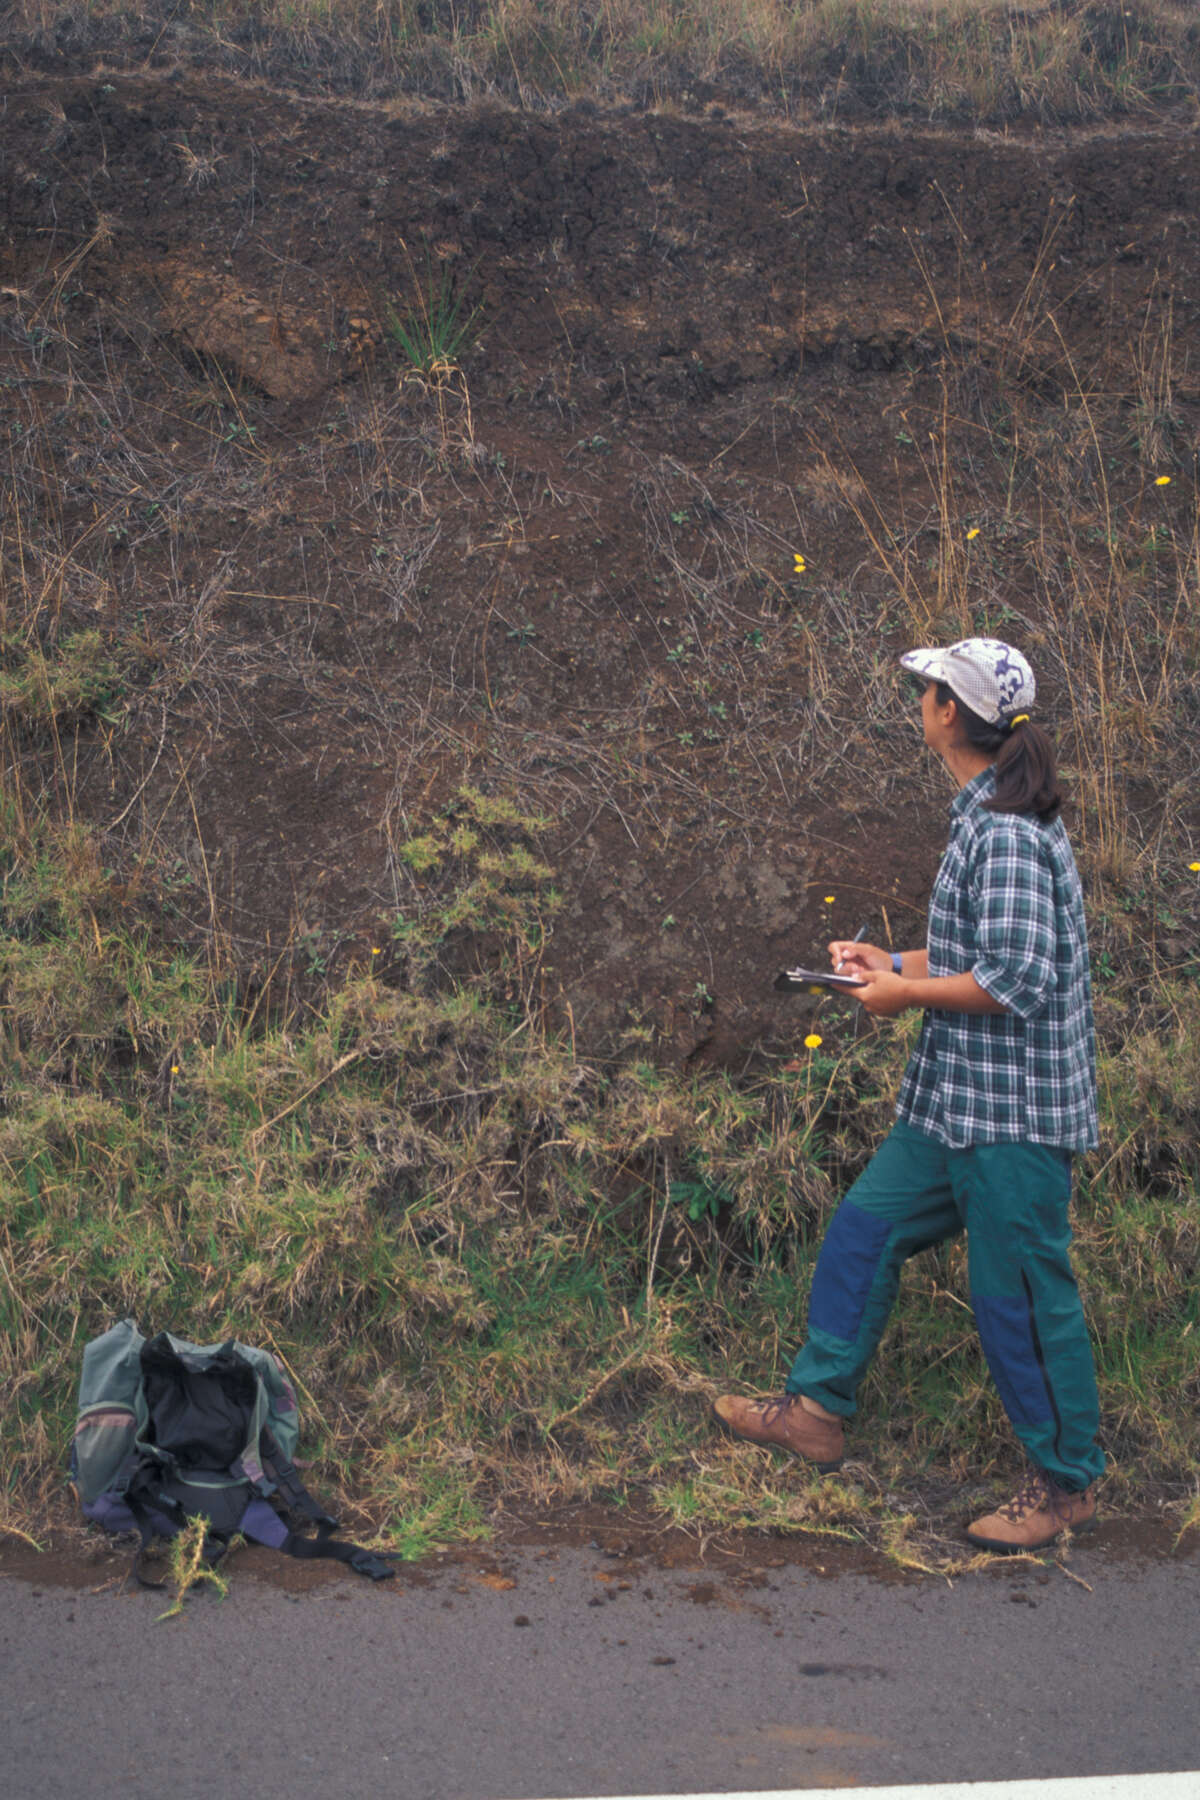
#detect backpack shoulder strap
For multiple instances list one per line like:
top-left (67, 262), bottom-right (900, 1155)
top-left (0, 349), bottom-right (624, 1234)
top-left (257, 1425), bottom-right (339, 1530)
top-left (277, 1527), bottom-right (396, 1583)
top-left (252, 1428), bottom-right (394, 1581)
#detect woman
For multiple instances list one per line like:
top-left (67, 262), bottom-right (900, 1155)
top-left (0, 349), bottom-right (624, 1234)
top-left (715, 637), bottom-right (1105, 1552)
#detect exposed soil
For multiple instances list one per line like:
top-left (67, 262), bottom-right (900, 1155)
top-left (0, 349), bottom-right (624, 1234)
top-left (0, 1508), bottom-right (906, 1596)
top-left (3, 1498), bottom-right (1194, 1599)
top-left (5, 73), bottom-right (1200, 1058)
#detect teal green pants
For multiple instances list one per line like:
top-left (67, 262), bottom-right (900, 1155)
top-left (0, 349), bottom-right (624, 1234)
top-left (786, 1120), bottom-right (1104, 1492)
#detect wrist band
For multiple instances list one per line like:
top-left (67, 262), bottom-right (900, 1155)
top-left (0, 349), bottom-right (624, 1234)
top-left (891, 952), bottom-right (903, 975)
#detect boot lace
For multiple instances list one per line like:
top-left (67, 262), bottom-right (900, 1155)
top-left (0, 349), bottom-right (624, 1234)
top-left (996, 1471), bottom-right (1052, 1523)
top-left (754, 1393), bottom-right (797, 1426)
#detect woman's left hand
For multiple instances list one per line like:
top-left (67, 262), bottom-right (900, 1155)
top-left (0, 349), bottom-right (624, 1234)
top-left (851, 967), bottom-right (913, 1017)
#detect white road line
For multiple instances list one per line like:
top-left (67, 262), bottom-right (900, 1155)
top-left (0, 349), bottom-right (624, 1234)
top-left (547, 1775), bottom-right (1200, 1800)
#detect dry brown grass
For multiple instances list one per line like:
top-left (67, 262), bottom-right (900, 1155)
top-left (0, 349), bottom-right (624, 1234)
top-left (6, 0), bottom-right (1199, 121)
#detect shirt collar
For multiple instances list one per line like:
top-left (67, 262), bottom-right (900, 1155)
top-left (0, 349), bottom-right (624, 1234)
top-left (950, 765), bottom-right (997, 820)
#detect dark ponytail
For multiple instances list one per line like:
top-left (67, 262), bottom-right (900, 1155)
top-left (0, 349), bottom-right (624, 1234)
top-left (935, 682), bottom-right (1062, 823)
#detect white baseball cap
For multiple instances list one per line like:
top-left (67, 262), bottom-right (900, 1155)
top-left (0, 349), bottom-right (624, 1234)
top-left (899, 636), bottom-right (1035, 728)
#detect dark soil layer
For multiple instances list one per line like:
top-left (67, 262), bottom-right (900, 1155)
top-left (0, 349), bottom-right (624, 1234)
top-left (4, 74), bottom-right (1200, 1057)
top-left (2, 1501), bottom-right (1192, 1596)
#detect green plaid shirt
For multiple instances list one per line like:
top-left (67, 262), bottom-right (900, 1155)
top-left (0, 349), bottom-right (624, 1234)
top-left (896, 768), bottom-right (1098, 1151)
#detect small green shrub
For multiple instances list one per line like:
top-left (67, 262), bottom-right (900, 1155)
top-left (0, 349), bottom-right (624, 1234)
top-left (386, 263), bottom-right (480, 375)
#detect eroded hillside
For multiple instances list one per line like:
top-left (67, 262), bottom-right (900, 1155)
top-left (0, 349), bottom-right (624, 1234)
top-left (4, 77), bottom-right (1200, 1058)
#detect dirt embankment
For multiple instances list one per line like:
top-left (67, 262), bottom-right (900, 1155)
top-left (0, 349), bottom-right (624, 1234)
top-left (4, 75), bottom-right (1200, 1057)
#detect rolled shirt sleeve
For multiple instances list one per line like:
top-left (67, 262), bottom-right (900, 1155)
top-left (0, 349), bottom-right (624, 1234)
top-left (969, 822), bottom-right (1058, 1021)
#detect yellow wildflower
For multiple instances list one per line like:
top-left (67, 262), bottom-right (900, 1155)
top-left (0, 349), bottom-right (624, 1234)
top-left (1190, 862), bottom-right (1200, 873)
top-left (966, 527), bottom-right (980, 540)
top-left (823, 894), bottom-right (835, 904)
top-left (804, 1033), bottom-right (823, 1050)
top-left (1156, 476), bottom-right (1172, 487)
top-left (793, 553), bottom-right (807, 573)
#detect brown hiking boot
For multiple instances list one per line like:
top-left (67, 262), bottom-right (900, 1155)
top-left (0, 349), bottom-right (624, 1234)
top-left (712, 1392), bottom-right (844, 1471)
top-left (966, 1471), bottom-right (1097, 1553)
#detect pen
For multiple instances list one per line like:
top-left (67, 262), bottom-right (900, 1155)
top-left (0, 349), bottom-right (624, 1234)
top-left (836, 923), bottom-right (868, 972)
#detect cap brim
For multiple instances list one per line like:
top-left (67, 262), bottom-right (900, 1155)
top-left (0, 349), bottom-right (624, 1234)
top-left (899, 648), bottom-right (947, 681)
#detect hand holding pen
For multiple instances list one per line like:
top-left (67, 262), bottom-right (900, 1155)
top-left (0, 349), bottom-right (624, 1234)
top-left (829, 923), bottom-right (894, 977)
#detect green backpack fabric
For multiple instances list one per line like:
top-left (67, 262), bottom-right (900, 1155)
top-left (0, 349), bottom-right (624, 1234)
top-left (72, 1319), bottom-right (394, 1583)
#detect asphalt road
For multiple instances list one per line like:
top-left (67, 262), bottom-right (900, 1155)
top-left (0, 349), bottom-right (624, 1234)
top-left (2, 1528), bottom-right (1197, 1799)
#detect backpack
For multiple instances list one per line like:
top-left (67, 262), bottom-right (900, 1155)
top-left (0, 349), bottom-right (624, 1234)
top-left (71, 1319), bottom-right (394, 1583)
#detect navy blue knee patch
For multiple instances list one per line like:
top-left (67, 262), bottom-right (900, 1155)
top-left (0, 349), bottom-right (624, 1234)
top-left (808, 1200), bottom-right (893, 1342)
top-left (973, 1292), bottom-right (1054, 1425)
